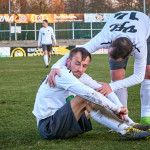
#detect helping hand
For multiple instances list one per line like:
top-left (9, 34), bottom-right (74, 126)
top-left (45, 68), bottom-right (61, 87)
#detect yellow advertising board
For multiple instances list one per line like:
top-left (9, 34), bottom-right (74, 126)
top-left (0, 14), bottom-right (84, 23)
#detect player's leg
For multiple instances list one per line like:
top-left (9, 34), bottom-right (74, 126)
top-left (107, 92), bottom-right (135, 126)
top-left (70, 95), bottom-right (128, 134)
top-left (47, 44), bottom-right (52, 65)
top-left (42, 45), bottom-right (49, 67)
top-left (109, 57), bottom-right (129, 107)
top-left (38, 96), bottom-right (92, 140)
top-left (70, 95), bottom-right (150, 139)
top-left (140, 35), bottom-right (150, 124)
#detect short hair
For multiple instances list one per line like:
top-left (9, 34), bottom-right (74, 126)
top-left (69, 47), bottom-right (92, 62)
top-left (109, 37), bottom-right (133, 60)
top-left (43, 19), bottom-right (48, 24)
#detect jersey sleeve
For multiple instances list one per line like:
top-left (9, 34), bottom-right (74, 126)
top-left (38, 29), bottom-right (42, 47)
top-left (82, 30), bottom-right (110, 53)
top-left (110, 42), bottom-right (147, 91)
top-left (79, 73), bottom-right (102, 89)
top-left (51, 17), bottom-right (112, 69)
top-left (52, 53), bottom-right (70, 69)
top-left (55, 67), bottom-right (121, 114)
top-left (82, 15), bottom-right (114, 53)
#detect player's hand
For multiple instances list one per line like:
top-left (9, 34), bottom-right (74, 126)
top-left (117, 107), bottom-right (128, 121)
top-left (97, 81), bottom-right (106, 85)
top-left (45, 68), bottom-right (61, 87)
top-left (96, 83), bottom-right (112, 96)
top-left (119, 107), bottom-right (128, 115)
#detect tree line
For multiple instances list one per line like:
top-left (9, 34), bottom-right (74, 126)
top-left (0, 0), bottom-right (150, 14)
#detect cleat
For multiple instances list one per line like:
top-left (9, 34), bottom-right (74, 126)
top-left (46, 65), bottom-right (49, 68)
top-left (140, 117), bottom-right (150, 125)
top-left (120, 127), bottom-right (150, 140)
top-left (133, 123), bottom-right (150, 131)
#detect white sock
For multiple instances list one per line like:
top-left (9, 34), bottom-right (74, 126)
top-left (111, 80), bottom-right (128, 107)
top-left (107, 92), bottom-right (135, 126)
top-left (90, 109), bottom-right (129, 134)
top-left (44, 55), bottom-right (48, 66)
top-left (140, 79), bottom-right (150, 117)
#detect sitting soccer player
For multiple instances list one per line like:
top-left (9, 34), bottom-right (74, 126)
top-left (32, 48), bottom-right (150, 140)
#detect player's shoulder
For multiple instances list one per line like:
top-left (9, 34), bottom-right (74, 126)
top-left (48, 26), bottom-right (53, 29)
top-left (115, 11), bottom-right (149, 19)
top-left (59, 66), bottom-right (72, 77)
top-left (40, 27), bottom-right (44, 31)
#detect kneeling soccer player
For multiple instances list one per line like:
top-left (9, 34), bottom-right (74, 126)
top-left (33, 48), bottom-right (150, 140)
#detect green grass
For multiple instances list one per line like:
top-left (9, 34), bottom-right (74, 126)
top-left (0, 55), bottom-right (149, 150)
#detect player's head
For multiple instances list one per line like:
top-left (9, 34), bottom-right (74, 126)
top-left (42, 19), bottom-right (48, 28)
top-left (66, 47), bottom-right (92, 78)
top-left (108, 37), bottom-right (133, 60)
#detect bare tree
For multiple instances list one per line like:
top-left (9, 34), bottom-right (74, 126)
top-left (0, 0), bottom-right (149, 14)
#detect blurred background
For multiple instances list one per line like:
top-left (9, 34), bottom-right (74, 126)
top-left (0, 0), bottom-right (149, 41)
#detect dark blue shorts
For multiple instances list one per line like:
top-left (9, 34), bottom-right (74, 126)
top-left (38, 101), bottom-right (92, 140)
top-left (42, 44), bottom-right (52, 51)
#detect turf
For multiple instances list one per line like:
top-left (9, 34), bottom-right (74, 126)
top-left (0, 55), bottom-right (150, 150)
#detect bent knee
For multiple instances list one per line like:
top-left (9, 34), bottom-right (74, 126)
top-left (145, 66), bottom-right (150, 79)
top-left (111, 69), bottom-right (125, 81)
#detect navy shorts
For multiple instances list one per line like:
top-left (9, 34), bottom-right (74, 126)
top-left (38, 101), bottom-right (92, 140)
top-left (42, 44), bottom-right (52, 51)
top-left (147, 35), bottom-right (150, 65)
top-left (109, 35), bottom-right (150, 70)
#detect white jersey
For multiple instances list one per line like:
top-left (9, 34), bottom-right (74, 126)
top-left (52, 11), bottom-right (150, 91)
top-left (38, 26), bottom-right (56, 46)
top-left (32, 66), bottom-right (121, 125)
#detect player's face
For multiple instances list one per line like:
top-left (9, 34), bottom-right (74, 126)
top-left (67, 52), bottom-right (90, 78)
top-left (42, 21), bottom-right (48, 28)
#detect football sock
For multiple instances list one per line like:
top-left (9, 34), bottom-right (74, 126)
top-left (44, 55), bottom-right (48, 66)
top-left (107, 92), bottom-right (135, 126)
top-left (90, 109), bottom-right (129, 134)
top-left (111, 80), bottom-right (128, 107)
top-left (140, 79), bottom-right (150, 124)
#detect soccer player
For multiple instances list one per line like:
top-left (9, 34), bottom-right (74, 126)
top-left (33, 48), bottom-right (150, 140)
top-left (38, 19), bottom-right (56, 68)
top-left (46, 11), bottom-right (150, 125)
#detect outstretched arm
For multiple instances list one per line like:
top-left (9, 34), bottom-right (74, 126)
top-left (55, 68), bottom-right (121, 114)
top-left (97, 43), bottom-right (147, 96)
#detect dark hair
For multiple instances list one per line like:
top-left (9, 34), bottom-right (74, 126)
top-left (69, 47), bottom-right (92, 62)
top-left (109, 37), bottom-right (133, 60)
top-left (43, 19), bottom-right (48, 24)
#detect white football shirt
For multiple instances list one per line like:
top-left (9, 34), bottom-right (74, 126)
top-left (38, 26), bottom-right (56, 46)
top-left (52, 11), bottom-right (150, 91)
top-left (32, 66), bottom-right (121, 125)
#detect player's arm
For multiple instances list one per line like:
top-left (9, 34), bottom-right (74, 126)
top-left (47, 31), bottom-right (110, 86)
top-left (109, 43), bottom-right (147, 91)
top-left (46, 19), bottom-right (112, 86)
top-left (51, 28), bottom-right (56, 46)
top-left (55, 68), bottom-right (121, 114)
top-left (51, 30), bottom-right (109, 69)
top-left (80, 73), bottom-right (123, 106)
top-left (38, 29), bottom-right (42, 48)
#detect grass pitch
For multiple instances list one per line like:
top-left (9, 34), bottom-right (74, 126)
top-left (0, 55), bottom-right (150, 150)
